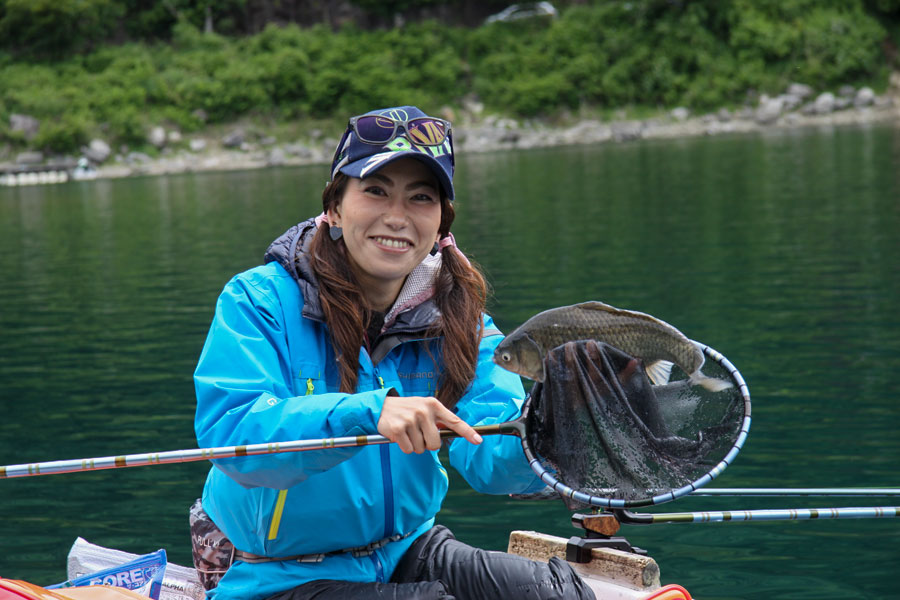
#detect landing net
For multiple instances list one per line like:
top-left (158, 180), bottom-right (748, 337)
top-left (524, 340), bottom-right (750, 508)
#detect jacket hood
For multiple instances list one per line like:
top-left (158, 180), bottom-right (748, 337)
top-left (264, 218), bottom-right (324, 321)
top-left (263, 217), bottom-right (443, 334)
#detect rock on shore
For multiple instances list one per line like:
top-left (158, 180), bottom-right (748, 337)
top-left (4, 79), bottom-right (899, 182)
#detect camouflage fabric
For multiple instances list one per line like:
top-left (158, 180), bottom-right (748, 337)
top-left (190, 498), bottom-right (235, 590)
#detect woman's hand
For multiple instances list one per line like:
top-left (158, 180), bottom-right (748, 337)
top-left (377, 395), bottom-right (482, 454)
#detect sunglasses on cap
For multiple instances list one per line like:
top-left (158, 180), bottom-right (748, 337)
top-left (348, 114), bottom-right (452, 147)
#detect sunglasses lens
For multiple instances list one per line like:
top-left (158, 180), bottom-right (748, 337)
top-left (355, 115), bottom-right (396, 144)
top-left (406, 118), bottom-right (448, 146)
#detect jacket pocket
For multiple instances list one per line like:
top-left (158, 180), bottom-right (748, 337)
top-left (269, 366), bottom-right (321, 542)
top-left (266, 488), bottom-right (290, 541)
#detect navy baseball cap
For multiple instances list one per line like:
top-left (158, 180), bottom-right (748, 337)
top-left (330, 106), bottom-right (455, 200)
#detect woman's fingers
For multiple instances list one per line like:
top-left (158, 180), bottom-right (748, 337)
top-left (435, 411), bottom-right (482, 446)
top-left (378, 396), bottom-right (482, 454)
top-left (393, 427), bottom-right (416, 455)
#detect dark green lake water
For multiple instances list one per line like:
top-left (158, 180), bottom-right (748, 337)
top-left (2, 124), bottom-right (899, 599)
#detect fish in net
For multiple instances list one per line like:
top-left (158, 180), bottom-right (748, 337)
top-left (522, 340), bottom-right (745, 509)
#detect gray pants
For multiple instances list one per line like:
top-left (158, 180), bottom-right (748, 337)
top-left (265, 525), bottom-right (594, 600)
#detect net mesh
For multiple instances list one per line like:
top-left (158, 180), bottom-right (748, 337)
top-left (525, 340), bottom-right (744, 508)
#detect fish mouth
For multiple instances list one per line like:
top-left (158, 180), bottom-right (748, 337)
top-left (491, 351), bottom-right (517, 374)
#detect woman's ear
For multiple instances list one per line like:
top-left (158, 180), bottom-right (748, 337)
top-left (326, 207), bottom-right (344, 241)
top-left (327, 206), bottom-right (341, 227)
top-left (430, 233), bottom-right (441, 256)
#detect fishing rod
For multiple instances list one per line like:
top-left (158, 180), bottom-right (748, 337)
top-left (2, 342), bottom-right (753, 510)
top-left (613, 505), bottom-right (900, 524)
top-left (689, 488), bottom-right (900, 497)
top-left (0, 422), bottom-right (521, 480)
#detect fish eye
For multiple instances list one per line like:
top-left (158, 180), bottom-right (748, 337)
top-left (501, 352), bottom-right (511, 362)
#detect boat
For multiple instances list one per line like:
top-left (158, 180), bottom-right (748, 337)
top-left (0, 168), bottom-right (71, 186)
top-left (508, 526), bottom-right (692, 600)
top-left (59, 514), bottom-right (692, 600)
top-left (0, 158), bottom-right (96, 187)
top-left (70, 158), bottom-right (98, 181)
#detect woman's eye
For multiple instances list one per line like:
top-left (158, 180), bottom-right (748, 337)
top-left (412, 193), bottom-right (437, 203)
top-left (364, 186), bottom-right (387, 196)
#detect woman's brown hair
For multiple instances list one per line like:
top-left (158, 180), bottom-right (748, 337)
top-left (308, 173), bottom-right (487, 409)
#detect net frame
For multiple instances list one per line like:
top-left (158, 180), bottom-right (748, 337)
top-left (518, 342), bottom-right (751, 508)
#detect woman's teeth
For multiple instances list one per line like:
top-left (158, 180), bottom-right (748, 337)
top-left (373, 237), bottom-right (410, 249)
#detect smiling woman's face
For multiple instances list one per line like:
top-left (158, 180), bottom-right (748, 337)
top-left (328, 157), bottom-right (443, 310)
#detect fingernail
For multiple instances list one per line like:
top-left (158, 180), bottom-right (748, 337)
top-left (474, 433), bottom-right (483, 443)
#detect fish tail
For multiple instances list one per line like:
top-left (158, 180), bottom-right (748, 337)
top-left (690, 371), bottom-right (734, 392)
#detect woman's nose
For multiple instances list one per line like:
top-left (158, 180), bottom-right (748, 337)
top-left (383, 197), bottom-right (409, 227)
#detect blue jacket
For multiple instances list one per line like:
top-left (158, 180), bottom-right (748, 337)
top-left (194, 219), bottom-right (543, 600)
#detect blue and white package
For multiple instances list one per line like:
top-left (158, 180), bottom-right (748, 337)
top-left (48, 549), bottom-right (167, 599)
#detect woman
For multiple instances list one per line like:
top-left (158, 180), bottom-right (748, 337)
top-left (192, 106), bottom-right (594, 600)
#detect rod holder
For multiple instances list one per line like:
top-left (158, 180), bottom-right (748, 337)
top-left (567, 512), bottom-right (647, 562)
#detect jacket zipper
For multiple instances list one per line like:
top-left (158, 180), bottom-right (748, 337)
top-left (375, 370), bottom-right (391, 582)
top-left (369, 553), bottom-right (386, 583)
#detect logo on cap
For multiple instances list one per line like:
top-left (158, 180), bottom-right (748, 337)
top-left (381, 108), bottom-right (410, 121)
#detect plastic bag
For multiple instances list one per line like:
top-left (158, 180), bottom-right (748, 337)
top-left (65, 539), bottom-right (203, 600)
top-left (48, 550), bottom-right (166, 600)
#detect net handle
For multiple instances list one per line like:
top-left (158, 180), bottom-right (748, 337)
top-left (1, 417), bottom-right (525, 480)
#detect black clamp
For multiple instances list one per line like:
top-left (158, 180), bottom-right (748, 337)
top-left (565, 512), bottom-right (647, 563)
top-left (565, 535), bottom-right (647, 562)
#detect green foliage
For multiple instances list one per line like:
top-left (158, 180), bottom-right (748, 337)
top-left (114, 0), bottom-right (248, 39)
top-left (0, 1), bottom-right (895, 154)
top-left (799, 6), bottom-right (887, 86)
top-left (863, 0), bottom-right (900, 16)
top-left (0, 0), bottom-right (122, 57)
top-left (105, 105), bottom-right (145, 146)
top-left (726, 0), bottom-right (887, 88)
top-left (470, 1), bottom-right (755, 112)
top-left (350, 0), bottom-right (445, 18)
top-left (32, 113), bottom-right (91, 153)
top-left (171, 21), bottom-right (229, 51)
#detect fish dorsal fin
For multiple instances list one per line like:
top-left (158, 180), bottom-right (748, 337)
top-left (645, 360), bottom-right (674, 386)
top-left (574, 301), bottom-right (666, 326)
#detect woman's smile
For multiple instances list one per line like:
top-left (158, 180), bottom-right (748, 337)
top-left (371, 235), bottom-right (413, 251)
top-left (328, 157), bottom-right (442, 310)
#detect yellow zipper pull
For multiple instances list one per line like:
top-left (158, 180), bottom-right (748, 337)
top-left (306, 378), bottom-right (314, 395)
